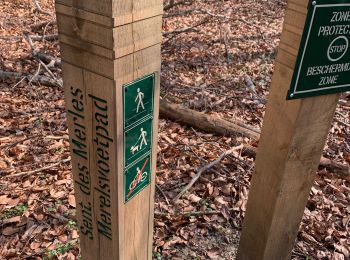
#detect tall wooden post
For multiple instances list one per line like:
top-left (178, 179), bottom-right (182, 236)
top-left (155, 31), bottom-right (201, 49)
top-left (54, 1), bottom-right (162, 259)
top-left (237, 0), bottom-right (344, 259)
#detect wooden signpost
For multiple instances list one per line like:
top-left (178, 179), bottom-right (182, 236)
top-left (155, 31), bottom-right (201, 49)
top-left (238, 0), bottom-right (349, 259)
top-left (55, 0), bottom-right (349, 258)
top-left (54, 0), bottom-right (162, 259)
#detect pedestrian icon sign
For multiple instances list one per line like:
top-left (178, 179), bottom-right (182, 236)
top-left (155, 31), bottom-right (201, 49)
top-left (123, 74), bottom-right (154, 127)
top-left (124, 117), bottom-right (152, 167)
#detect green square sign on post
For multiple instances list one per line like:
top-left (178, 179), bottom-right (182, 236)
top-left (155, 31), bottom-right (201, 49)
top-left (124, 154), bottom-right (152, 202)
top-left (123, 74), bottom-right (155, 203)
top-left (287, 0), bottom-right (350, 100)
top-left (124, 117), bottom-right (153, 167)
top-left (123, 74), bottom-right (155, 128)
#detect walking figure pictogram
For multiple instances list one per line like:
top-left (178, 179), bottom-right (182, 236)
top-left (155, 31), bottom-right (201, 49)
top-left (130, 128), bottom-right (148, 154)
top-left (135, 88), bottom-right (145, 113)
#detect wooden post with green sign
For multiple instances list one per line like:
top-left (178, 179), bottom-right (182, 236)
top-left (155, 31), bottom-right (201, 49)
top-left (54, 0), bottom-right (162, 259)
top-left (238, 0), bottom-right (349, 259)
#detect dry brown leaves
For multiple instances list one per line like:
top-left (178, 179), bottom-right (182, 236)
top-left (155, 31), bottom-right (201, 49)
top-left (0, 0), bottom-right (349, 259)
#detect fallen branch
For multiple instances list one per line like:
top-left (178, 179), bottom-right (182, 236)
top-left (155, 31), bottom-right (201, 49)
top-left (0, 135), bottom-right (39, 149)
top-left (160, 99), bottom-right (348, 177)
top-left (0, 70), bottom-right (62, 88)
top-left (156, 184), bottom-right (170, 205)
top-left (164, 0), bottom-right (193, 11)
top-left (23, 32), bottom-right (61, 67)
top-left (31, 34), bottom-right (58, 41)
top-left (244, 74), bottom-right (267, 104)
top-left (173, 145), bottom-right (243, 201)
top-left (0, 134), bottom-right (69, 149)
top-left (32, 0), bottom-right (52, 16)
top-left (319, 157), bottom-right (349, 177)
top-left (163, 8), bottom-right (196, 18)
top-left (163, 16), bottom-right (210, 36)
top-left (30, 20), bottom-right (56, 31)
top-left (159, 99), bottom-right (260, 140)
top-left (3, 157), bottom-right (71, 178)
top-left (242, 144), bottom-right (349, 177)
top-left (0, 34), bottom-right (57, 41)
top-left (154, 208), bottom-right (236, 217)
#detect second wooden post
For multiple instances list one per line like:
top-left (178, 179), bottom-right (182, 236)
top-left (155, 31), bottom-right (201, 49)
top-left (55, 0), bottom-right (162, 259)
top-left (237, 0), bottom-right (349, 259)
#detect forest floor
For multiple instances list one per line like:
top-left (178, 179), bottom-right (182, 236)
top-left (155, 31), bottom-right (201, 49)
top-left (0, 0), bottom-right (349, 259)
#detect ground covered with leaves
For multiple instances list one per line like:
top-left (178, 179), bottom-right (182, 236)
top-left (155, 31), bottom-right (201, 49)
top-left (0, 0), bottom-right (349, 259)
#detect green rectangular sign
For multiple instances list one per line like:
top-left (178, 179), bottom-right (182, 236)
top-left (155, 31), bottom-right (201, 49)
top-left (123, 74), bottom-right (155, 128)
top-left (288, 0), bottom-right (350, 100)
top-left (123, 74), bottom-right (155, 203)
top-left (124, 116), bottom-right (153, 167)
top-left (124, 154), bottom-right (151, 202)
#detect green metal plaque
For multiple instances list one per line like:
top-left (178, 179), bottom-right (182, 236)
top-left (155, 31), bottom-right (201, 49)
top-left (124, 116), bottom-right (153, 167)
top-left (123, 74), bottom-right (155, 128)
top-left (124, 154), bottom-right (151, 202)
top-left (287, 0), bottom-right (350, 100)
top-left (123, 74), bottom-right (155, 203)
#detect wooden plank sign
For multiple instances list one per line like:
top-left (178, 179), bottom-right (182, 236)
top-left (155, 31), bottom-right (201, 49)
top-left (288, 0), bottom-right (350, 99)
top-left (238, 0), bottom-right (342, 259)
top-left (55, 0), bottom-right (162, 259)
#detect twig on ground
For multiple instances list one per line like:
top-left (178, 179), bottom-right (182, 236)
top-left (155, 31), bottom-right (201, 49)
top-left (37, 59), bottom-right (62, 87)
top-left (164, 0), bottom-right (193, 11)
top-left (3, 157), bottom-right (71, 178)
top-left (163, 16), bottom-right (210, 36)
top-left (29, 63), bottom-right (42, 85)
top-left (335, 118), bottom-right (350, 128)
top-left (0, 34), bottom-right (58, 41)
top-left (156, 184), bottom-right (170, 205)
top-left (30, 20), bottom-right (56, 31)
top-left (23, 32), bottom-right (61, 67)
top-left (32, 0), bottom-right (52, 16)
top-left (173, 144), bottom-right (243, 201)
top-left (0, 135), bottom-right (40, 149)
top-left (32, 34), bottom-right (58, 42)
top-left (13, 76), bottom-right (27, 88)
top-left (0, 134), bottom-right (69, 149)
top-left (0, 70), bottom-right (62, 88)
top-left (244, 74), bottom-right (267, 104)
top-left (163, 8), bottom-right (196, 18)
top-left (154, 208), bottom-right (236, 217)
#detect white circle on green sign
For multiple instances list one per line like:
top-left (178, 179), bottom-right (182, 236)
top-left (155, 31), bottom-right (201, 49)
top-left (327, 36), bottom-right (349, 62)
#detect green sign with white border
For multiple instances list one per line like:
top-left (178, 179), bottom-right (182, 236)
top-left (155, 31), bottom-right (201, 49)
top-left (124, 153), bottom-right (151, 202)
top-left (288, 0), bottom-right (350, 100)
top-left (124, 116), bottom-right (153, 167)
top-left (123, 74), bottom-right (155, 203)
top-left (123, 74), bottom-right (154, 128)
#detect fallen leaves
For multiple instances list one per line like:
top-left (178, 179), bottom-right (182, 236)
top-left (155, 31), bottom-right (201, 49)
top-left (67, 195), bottom-right (76, 208)
top-left (0, 0), bottom-right (349, 259)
